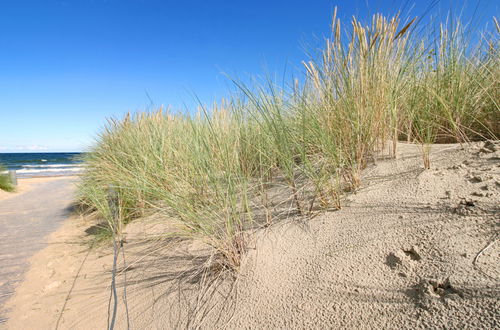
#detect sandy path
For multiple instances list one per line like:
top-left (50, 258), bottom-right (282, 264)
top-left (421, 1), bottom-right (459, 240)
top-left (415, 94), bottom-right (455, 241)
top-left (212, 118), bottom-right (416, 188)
top-left (0, 177), bottom-right (76, 324)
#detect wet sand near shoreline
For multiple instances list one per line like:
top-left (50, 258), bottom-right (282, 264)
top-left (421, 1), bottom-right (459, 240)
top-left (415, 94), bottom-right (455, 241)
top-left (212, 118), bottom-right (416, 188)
top-left (0, 177), bottom-right (77, 324)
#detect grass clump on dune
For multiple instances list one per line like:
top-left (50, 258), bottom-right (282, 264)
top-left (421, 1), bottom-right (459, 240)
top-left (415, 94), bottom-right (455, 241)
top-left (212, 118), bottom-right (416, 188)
top-left (78, 10), bottom-right (499, 271)
top-left (0, 165), bottom-right (15, 192)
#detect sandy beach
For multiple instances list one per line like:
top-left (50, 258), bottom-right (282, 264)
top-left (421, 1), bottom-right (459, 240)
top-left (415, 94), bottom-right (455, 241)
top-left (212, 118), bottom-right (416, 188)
top-left (1, 142), bottom-right (498, 329)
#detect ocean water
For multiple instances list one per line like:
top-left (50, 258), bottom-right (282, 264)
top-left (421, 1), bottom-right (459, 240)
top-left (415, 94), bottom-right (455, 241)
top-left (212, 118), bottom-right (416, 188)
top-left (0, 152), bottom-right (84, 178)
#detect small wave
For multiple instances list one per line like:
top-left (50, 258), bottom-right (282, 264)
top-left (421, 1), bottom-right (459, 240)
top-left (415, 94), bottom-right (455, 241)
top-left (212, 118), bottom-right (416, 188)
top-left (41, 159), bottom-right (47, 162)
top-left (22, 164), bottom-right (84, 168)
top-left (16, 168), bottom-right (84, 174)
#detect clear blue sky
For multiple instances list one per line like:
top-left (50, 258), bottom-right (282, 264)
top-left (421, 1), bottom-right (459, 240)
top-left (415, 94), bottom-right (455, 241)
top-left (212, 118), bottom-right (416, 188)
top-left (0, 0), bottom-right (497, 152)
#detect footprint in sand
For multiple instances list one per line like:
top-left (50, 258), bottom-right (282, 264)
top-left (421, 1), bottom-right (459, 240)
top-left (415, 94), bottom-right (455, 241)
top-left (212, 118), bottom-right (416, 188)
top-left (385, 245), bottom-right (422, 277)
top-left (407, 277), bottom-right (464, 309)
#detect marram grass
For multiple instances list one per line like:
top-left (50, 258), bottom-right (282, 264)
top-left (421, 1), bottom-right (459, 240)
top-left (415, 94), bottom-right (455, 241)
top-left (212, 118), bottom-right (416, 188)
top-left (0, 165), bottom-right (15, 192)
top-left (78, 11), bottom-right (499, 271)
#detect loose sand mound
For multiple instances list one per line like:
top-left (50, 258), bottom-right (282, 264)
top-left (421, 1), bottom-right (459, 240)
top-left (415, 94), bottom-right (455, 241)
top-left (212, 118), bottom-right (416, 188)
top-left (3, 142), bottom-right (499, 329)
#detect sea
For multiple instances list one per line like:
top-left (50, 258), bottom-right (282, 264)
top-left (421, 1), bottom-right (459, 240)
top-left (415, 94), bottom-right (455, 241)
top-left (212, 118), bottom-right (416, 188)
top-left (0, 152), bottom-right (84, 178)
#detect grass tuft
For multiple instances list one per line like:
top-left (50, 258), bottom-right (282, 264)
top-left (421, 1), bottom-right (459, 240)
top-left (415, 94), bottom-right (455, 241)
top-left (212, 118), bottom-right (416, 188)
top-left (0, 165), bottom-right (15, 192)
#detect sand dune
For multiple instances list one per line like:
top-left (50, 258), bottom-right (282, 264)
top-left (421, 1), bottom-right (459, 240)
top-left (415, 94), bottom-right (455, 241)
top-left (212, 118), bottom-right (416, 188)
top-left (3, 142), bottom-right (499, 329)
